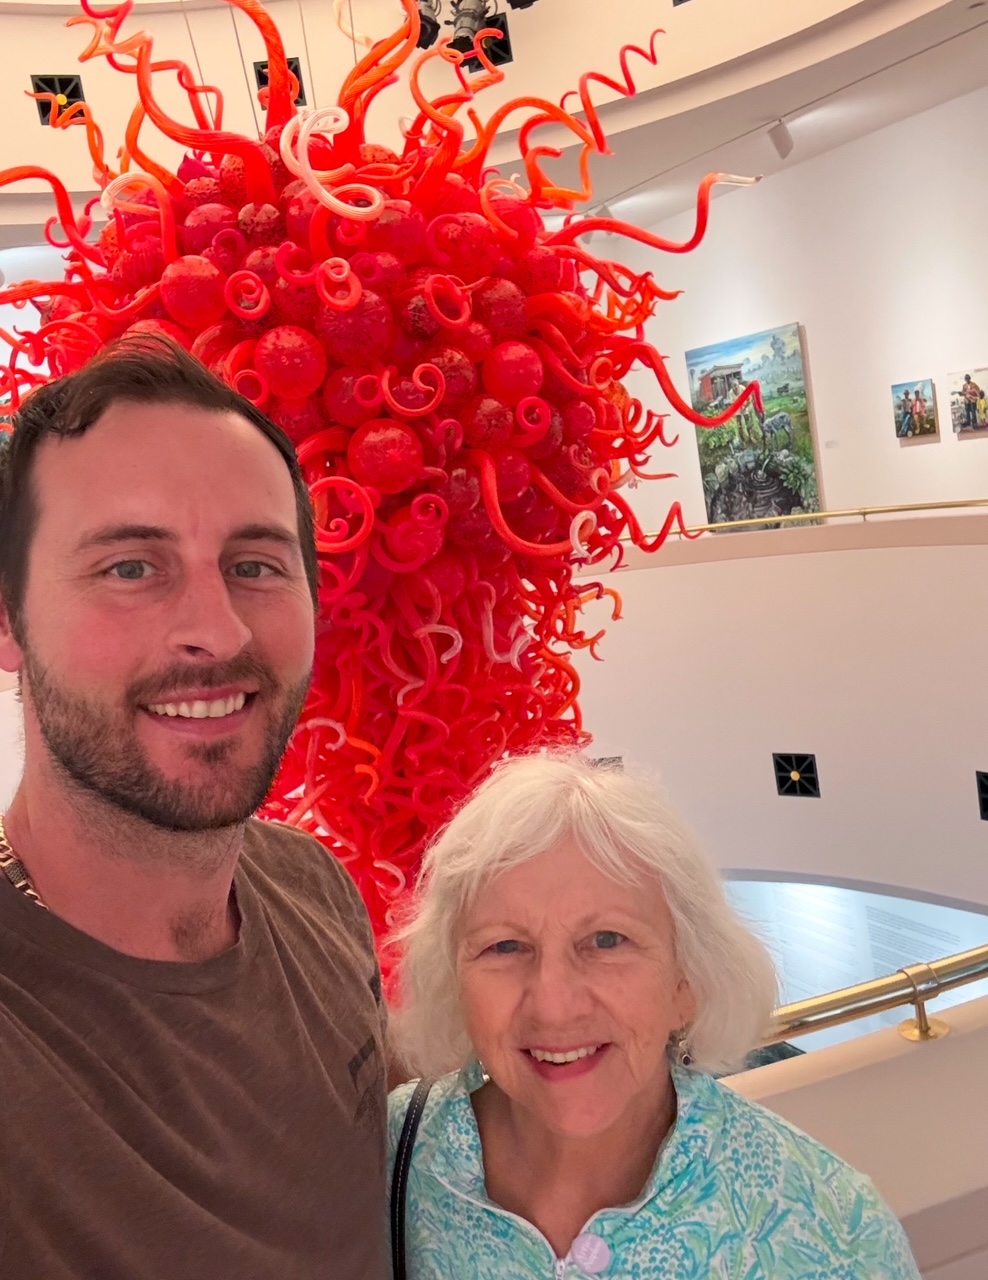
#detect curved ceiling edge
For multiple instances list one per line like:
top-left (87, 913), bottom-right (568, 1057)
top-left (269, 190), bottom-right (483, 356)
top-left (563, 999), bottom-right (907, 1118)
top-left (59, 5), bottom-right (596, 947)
top-left (490, 0), bottom-right (965, 159)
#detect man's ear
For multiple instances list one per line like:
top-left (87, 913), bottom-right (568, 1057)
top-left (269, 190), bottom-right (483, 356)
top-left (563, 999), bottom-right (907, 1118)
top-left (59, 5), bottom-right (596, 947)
top-left (0, 597), bottom-right (24, 676)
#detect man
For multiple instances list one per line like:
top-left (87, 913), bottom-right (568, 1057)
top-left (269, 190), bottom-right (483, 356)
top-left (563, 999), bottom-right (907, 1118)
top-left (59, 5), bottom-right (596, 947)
top-left (0, 339), bottom-right (388, 1278)
top-left (728, 375), bottom-right (753, 447)
top-left (962, 374), bottom-right (981, 430)
top-left (897, 388), bottom-right (913, 437)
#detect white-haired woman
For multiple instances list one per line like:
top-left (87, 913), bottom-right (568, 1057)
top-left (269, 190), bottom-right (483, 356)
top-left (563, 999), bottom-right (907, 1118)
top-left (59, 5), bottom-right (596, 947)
top-left (388, 754), bottom-right (920, 1279)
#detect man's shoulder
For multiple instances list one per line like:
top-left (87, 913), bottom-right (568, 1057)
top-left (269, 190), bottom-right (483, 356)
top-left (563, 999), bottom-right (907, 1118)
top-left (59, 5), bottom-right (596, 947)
top-left (243, 816), bottom-right (334, 871)
top-left (243, 816), bottom-right (332, 863)
top-left (241, 819), bottom-right (370, 935)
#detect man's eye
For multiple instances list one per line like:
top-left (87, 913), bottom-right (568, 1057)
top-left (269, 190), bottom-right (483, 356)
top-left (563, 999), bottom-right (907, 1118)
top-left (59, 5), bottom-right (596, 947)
top-left (232, 561), bottom-right (276, 579)
top-left (488, 939), bottom-right (521, 956)
top-left (108, 560), bottom-right (154, 581)
top-left (593, 931), bottom-right (626, 951)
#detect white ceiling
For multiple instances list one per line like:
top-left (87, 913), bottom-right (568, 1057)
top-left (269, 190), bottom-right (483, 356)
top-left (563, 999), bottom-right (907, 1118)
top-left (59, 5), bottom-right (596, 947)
top-left (516, 0), bottom-right (988, 226)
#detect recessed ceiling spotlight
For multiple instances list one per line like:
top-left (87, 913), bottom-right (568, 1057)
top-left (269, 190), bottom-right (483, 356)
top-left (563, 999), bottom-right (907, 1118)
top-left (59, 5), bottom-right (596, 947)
top-left (449, 0), bottom-right (495, 54)
top-left (768, 119), bottom-right (794, 161)
top-left (506, 0), bottom-right (540, 7)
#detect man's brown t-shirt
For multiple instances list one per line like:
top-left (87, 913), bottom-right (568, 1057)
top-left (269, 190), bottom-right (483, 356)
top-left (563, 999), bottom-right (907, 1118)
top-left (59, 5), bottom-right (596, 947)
top-left (0, 819), bottom-right (389, 1279)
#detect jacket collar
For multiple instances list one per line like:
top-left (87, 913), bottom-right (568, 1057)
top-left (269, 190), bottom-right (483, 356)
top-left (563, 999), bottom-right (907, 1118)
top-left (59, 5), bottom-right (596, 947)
top-left (419, 1062), bottom-right (723, 1207)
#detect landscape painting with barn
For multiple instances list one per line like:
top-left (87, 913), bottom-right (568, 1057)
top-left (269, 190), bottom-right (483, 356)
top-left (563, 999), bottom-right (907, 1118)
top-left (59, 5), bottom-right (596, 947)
top-left (686, 323), bottom-right (820, 529)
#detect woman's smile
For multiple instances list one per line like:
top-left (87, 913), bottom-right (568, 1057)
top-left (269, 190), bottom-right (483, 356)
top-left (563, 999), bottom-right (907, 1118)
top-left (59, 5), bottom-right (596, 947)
top-left (523, 1042), bottom-right (613, 1082)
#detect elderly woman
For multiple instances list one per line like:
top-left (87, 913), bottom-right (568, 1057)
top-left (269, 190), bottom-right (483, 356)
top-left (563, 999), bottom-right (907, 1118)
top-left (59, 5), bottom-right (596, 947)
top-left (388, 754), bottom-right (920, 1279)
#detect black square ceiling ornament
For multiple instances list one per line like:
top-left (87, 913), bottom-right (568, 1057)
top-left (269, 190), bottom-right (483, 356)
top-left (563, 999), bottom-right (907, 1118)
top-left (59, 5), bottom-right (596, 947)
top-left (773, 753), bottom-right (820, 798)
top-left (254, 56), bottom-right (306, 107)
top-left (30, 75), bottom-right (85, 126)
top-left (978, 772), bottom-right (988, 821)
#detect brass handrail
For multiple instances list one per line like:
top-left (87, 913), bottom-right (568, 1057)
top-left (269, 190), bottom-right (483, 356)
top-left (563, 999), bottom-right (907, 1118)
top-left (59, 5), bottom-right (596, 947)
top-left (622, 496), bottom-right (988, 541)
top-left (764, 943), bottom-right (988, 1047)
top-left (683, 496), bottom-right (988, 537)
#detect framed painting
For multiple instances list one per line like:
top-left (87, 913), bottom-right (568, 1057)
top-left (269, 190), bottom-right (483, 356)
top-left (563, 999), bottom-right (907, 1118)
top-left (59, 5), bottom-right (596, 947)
top-left (685, 323), bottom-right (820, 529)
top-left (947, 369), bottom-right (988, 435)
top-left (891, 379), bottom-right (938, 439)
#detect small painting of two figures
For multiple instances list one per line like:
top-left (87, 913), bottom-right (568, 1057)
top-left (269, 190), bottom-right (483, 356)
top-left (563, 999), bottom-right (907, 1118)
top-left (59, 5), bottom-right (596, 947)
top-left (686, 323), bottom-right (820, 530)
top-left (891, 379), bottom-right (938, 439)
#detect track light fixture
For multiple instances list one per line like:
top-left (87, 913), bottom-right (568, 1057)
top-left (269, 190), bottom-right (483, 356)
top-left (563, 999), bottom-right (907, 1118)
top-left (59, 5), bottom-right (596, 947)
top-left (768, 119), bottom-right (794, 161)
top-left (416, 0), bottom-right (442, 49)
top-left (422, 1), bottom-right (520, 65)
top-left (449, 0), bottom-right (492, 54)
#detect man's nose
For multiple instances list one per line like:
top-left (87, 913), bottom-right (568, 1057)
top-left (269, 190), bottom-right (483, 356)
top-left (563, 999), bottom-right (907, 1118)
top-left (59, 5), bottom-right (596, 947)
top-left (165, 569), bottom-right (252, 662)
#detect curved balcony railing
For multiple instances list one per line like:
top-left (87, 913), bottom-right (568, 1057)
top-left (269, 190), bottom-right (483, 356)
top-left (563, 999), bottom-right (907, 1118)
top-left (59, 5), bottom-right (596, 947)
top-left (764, 943), bottom-right (988, 1047)
top-left (668, 496), bottom-right (988, 538)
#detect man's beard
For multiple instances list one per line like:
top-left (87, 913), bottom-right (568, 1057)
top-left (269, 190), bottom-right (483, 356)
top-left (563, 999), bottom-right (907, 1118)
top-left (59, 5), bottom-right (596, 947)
top-left (22, 647), bottom-right (310, 833)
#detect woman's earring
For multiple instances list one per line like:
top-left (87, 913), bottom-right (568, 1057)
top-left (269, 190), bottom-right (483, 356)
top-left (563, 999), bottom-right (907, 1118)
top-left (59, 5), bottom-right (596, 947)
top-left (677, 1033), bottom-right (694, 1069)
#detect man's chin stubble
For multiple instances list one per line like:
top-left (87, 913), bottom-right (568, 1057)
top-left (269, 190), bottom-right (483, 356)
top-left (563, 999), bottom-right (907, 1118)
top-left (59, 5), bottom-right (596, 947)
top-left (21, 644), bottom-right (310, 836)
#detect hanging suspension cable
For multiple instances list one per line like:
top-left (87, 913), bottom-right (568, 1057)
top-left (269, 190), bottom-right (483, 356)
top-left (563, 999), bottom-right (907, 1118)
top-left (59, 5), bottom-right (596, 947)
top-left (295, 0), bottom-right (317, 108)
top-left (229, 6), bottom-right (262, 137)
top-left (347, 0), bottom-right (359, 66)
top-left (179, 0), bottom-right (216, 127)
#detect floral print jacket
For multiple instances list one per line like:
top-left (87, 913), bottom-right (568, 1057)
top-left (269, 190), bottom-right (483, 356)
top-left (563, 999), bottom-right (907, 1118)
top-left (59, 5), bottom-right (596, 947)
top-left (388, 1063), bottom-right (921, 1279)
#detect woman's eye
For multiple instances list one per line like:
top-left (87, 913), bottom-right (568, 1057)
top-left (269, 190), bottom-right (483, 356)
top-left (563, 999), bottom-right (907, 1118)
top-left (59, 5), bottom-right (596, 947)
top-left (488, 939), bottom-right (521, 956)
top-left (108, 560), bottom-right (154, 581)
top-left (232, 561), bottom-right (275, 579)
top-left (593, 931), bottom-right (626, 951)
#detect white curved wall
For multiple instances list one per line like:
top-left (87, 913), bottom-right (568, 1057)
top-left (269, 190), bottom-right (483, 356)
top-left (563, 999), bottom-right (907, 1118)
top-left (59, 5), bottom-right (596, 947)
top-left (0, 243), bottom-right (65, 370)
top-left (572, 522), bottom-right (988, 908)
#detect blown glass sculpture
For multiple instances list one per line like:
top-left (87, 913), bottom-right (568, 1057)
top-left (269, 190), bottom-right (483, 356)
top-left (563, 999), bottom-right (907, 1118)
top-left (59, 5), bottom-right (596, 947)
top-left (0, 0), bottom-right (762, 934)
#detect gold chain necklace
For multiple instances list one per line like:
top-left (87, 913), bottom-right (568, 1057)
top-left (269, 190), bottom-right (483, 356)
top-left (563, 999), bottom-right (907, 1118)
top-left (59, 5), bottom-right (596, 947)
top-left (0, 815), bottom-right (48, 911)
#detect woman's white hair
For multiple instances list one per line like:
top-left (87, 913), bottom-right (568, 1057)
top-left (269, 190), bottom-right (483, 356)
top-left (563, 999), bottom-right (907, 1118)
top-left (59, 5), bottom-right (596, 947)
top-left (391, 752), bottom-right (778, 1078)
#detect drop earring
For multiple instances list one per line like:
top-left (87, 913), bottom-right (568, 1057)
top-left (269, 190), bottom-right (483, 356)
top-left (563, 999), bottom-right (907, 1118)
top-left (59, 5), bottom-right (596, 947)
top-left (677, 1032), bottom-right (694, 1069)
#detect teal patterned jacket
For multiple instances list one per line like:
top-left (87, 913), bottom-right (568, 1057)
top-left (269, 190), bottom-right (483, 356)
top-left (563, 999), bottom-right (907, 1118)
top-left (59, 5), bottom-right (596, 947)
top-left (388, 1063), bottom-right (921, 1279)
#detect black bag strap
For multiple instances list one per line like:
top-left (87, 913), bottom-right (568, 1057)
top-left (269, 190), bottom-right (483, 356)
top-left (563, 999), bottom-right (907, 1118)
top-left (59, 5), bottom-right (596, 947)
top-left (390, 1077), bottom-right (433, 1280)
